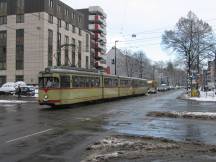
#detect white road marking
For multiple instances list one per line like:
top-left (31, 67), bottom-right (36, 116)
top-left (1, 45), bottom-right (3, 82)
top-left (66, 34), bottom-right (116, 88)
top-left (6, 128), bottom-right (53, 143)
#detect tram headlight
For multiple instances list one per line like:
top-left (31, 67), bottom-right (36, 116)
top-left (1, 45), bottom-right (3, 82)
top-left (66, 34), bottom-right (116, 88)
top-left (44, 95), bottom-right (48, 99)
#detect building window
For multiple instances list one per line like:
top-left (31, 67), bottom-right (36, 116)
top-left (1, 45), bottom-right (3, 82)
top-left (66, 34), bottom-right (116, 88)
top-left (78, 28), bottom-right (82, 36)
top-left (16, 14), bottom-right (24, 23)
top-left (86, 56), bottom-right (89, 69)
top-left (0, 1), bottom-right (7, 14)
top-left (72, 12), bottom-right (75, 19)
top-left (57, 4), bottom-right (61, 13)
top-left (57, 32), bottom-right (61, 66)
top-left (0, 76), bottom-right (6, 86)
top-left (72, 38), bottom-right (76, 67)
top-left (65, 22), bottom-right (69, 31)
top-left (48, 29), bottom-right (53, 66)
top-left (65, 35), bottom-right (69, 66)
top-left (16, 29), bottom-right (24, 70)
top-left (16, 0), bottom-right (24, 13)
top-left (0, 31), bottom-right (6, 70)
top-left (0, 16), bottom-right (7, 25)
top-left (78, 41), bottom-right (81, 67)
top-left (65, 8), bottom-right (69, 17)
top-left (16, 75), bottom-right (24, 82)
top-left (48, 0), bottom-right (54, 8)
top-left (58, 18), bottom-right (61, 27)
top-left (78, 16), bottom-right (81, 23)
top-left (86, 34), bottom-right (89, 52)
top-left (48, 14), bottom-right (53, 24)
top-left (72, 25), bottom-right (76, 33)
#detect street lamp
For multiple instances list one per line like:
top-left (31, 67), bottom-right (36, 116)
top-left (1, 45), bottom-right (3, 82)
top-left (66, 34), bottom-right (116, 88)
top-left (114, 40), bottom-right (119, 75)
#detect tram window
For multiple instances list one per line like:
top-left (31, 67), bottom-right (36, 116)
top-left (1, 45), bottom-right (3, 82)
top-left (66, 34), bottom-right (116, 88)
top-left (95, 78), bottom-right (100, 87)
top-left (132, 80), bottom-right (138, 88)
top-left (128, 80), bottom-right (132, 87)
top-left (72, 76), bottom-right (79, 88)
top-left (91, 77), bottom-right (99, 88)
top-left (113, 79), bottom-right (118, 87)
top-left (120, 80), bottom-right (128, 88)
top-left (104, 78), bottom-right (109, 87)
top-left (60, 75), bottom-right (70, 88)
top-left (80, 77), bottom-right (85, 88)
top-left (72, 76), bottom-right (100, 88)
top-left (104, 78), bottom-right (118, 88)
top-left (39, 77), bottom-right (59, 88)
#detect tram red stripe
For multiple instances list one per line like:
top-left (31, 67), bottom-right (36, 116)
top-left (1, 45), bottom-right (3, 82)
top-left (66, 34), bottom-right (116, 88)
top-left (48, 100), bottom-right (61, 103)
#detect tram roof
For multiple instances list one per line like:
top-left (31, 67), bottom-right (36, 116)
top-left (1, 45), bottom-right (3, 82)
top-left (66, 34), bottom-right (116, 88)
top-left (40, 67), bottom-right (147, 81)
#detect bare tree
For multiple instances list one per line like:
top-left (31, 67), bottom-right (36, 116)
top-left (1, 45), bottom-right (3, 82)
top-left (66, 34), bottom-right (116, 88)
top-left (133, 51), bottom-right (150, 78)
top-left (162, 11), bottom-right (215, 90)
top-left (123, 49), bottom-right (133, 77)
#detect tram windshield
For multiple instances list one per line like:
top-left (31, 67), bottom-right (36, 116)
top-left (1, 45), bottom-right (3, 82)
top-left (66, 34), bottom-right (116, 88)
top-left (39, 77), bottom-right (59, 88)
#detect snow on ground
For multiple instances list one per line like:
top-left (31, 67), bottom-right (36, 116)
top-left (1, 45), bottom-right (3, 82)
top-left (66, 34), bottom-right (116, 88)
top-left (0, 100), bottom-right (29, 104)
top-left (186, 90), bottom-right (216, 102)
top-left (83, 135), bottom-right (180, 162)
top-left (147, 111), bottom-right (216, 120)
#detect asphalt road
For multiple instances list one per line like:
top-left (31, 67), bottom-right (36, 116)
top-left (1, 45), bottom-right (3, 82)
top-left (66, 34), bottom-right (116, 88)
top-left (0, 89), bottom-right (215, 162)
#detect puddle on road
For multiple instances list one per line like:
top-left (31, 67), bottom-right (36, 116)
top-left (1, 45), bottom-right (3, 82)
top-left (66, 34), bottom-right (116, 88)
top-left (104, 98), bottom-right (216, 145)
top-left (106, 117), bottom-right (216, 145)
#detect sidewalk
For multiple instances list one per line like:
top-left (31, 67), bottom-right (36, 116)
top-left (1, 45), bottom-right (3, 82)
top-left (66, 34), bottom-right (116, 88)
top-left (185, 90), bottom-right (216, 102)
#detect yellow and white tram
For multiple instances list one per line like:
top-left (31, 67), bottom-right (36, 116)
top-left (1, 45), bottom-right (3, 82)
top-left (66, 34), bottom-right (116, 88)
top-left (38, 67), bottom-right (148, 106)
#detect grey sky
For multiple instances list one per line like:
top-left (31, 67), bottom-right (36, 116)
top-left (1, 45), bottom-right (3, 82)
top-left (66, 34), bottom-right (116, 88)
top-left (62, 0), bottom-right (216, 62)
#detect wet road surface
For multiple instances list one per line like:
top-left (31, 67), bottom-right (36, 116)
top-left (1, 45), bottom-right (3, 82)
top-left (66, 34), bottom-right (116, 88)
top-left (105, 90), bottom-right (216, 144)
top-left (0, 89), bottom-right (215, 161)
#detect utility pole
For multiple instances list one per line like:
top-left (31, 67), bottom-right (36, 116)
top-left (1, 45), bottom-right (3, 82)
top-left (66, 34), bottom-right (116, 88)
top-left (152, 65), bottom-right (155, 80)
top-left (57, 20), bottom-right (60, 66)
top-left (214, 52), bottom-right (216, 89)
top-left (114, 40), bottom-right (118, 75)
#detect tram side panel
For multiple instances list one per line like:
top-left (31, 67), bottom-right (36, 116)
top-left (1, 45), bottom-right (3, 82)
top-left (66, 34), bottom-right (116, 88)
top-left (132, 79), bottom-right (148, 95)
top-left (119, 79), bottom-right (133, 97)
top-left (59, 75), bottom-right (103, 105)
top-left (103, 77), bottom-right (119, 99)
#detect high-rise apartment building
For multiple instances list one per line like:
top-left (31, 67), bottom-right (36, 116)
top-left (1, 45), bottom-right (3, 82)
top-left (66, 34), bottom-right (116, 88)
top-left (78, 6), bottom-right (107, 70)
top-left (0, 0), bottom-right (91, 85)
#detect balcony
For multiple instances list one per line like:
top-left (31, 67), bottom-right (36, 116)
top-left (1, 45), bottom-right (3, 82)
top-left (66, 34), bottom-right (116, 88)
top-left (89, 24), bottom-right (104, 32)
top-left (95, 42), bottom-right (104, 50)
top-left (89, 6), bottom-right (107, 18)
top-left (95, 33), bottom-right (106, 43)
top-left (96, 43), bottom-right (106, 52)
top-left (95, 52), bottom-right (104, 59)
top-left (89, 15), bottom-right (106, 25)
top-left (95, 61), bottom-right (107, 69)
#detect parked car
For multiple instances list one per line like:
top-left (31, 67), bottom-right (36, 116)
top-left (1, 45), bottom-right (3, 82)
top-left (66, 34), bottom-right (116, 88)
top-left (158, 84), bottom-right (169, 92)
top-left (15, 81), bottom-right (26, 87)
top-left (15, 86), bottom-right (35, 96)
top-left (148, 88), bottom-right (157, 94)
top-left (0, 82), bottom-right (16, 95)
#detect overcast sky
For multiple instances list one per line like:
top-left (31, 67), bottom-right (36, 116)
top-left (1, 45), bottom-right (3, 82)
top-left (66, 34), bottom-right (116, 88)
top-left (62, 0), bottom-right (216, 62)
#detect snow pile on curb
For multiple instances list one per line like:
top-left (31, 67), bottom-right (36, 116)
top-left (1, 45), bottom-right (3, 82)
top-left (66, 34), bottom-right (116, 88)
top-left (185, 91), bottom-right (216, 102)
top-left (147, 111), bottom-right (216, 120)
top-left (83, 136), bottom-right (179, 162)
top-left (87, 137), bottom-right (135, 150)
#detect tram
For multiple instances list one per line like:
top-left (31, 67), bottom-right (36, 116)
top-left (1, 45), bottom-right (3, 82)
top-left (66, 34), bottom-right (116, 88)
top-left (38, 67), bottom-right (148, 106)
